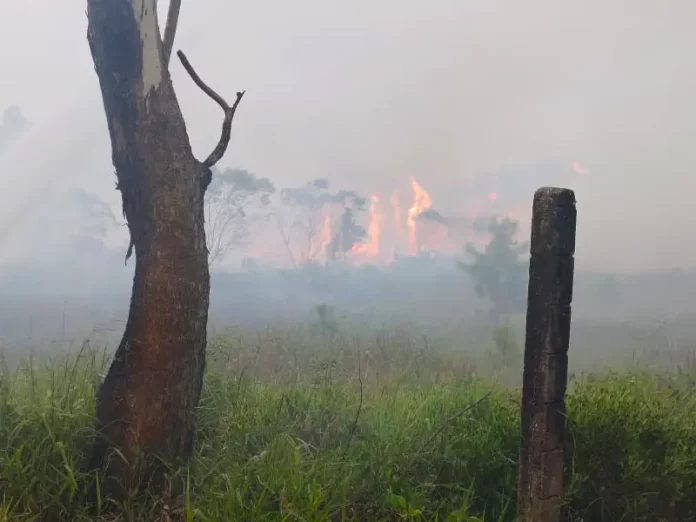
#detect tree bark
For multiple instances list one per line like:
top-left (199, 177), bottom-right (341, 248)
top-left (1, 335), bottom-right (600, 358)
top-left (85, 0), bottom-right (220, 497)
top-left (517, 187), bottom-right (576, 522)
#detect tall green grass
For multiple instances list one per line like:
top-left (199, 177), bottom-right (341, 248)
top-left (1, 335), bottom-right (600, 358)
top-left (1, 330), bottom-right (695, 521)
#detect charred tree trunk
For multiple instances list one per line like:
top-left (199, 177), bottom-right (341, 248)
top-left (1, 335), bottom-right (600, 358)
top-left (85, 0), bottom-right (242, 497)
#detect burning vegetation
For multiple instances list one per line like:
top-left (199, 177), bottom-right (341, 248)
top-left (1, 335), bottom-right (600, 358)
top-left (273, 176), bottom-right (464, 268)
top-left (210, 160), bottom-right (589, 270)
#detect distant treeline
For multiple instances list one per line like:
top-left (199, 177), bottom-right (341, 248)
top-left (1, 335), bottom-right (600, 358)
top-left (2, 254), bottom-right (696, 344)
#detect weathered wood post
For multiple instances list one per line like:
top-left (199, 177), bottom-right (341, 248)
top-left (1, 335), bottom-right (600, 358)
top-left (517, 187), bottom-right (576, 521)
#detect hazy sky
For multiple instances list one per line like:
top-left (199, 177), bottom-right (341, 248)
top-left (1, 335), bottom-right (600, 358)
top-left (1, 0), bottom-right (695, 272)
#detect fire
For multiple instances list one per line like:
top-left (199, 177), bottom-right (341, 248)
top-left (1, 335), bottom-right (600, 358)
top-left (407, 177), bottom-right (433, 255)
top-left (309, 214), bottom-right (333, 262)
top-left (318, 214), bottom-right (332, 257)
top-left (351, 194), bottom-right (383, 257)
top-left (244, 173), bottom-right (533, 269)
top-left (390, 190), bottom-right (404, 253)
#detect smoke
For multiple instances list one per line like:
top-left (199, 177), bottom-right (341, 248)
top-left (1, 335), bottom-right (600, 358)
top-left (1, 0), bottom-right (695, 275)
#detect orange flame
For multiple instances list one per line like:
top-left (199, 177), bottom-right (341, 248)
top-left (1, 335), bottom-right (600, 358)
top-left (319, 214), bottom-right (332, 257)
top-left (352, 194), bottom-right (383, 257)
top-left (309, 214), bottom-right (333, 262)
top-left (407, 177), bottom-right (433, 255)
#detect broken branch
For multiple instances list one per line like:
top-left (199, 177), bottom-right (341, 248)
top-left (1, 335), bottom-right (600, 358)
top-left (162, 0), bottom-right (182, 66)
top-left (177, 50), bottom-right (245, 168)
top-left (125, 237), bottom-right (134, 265)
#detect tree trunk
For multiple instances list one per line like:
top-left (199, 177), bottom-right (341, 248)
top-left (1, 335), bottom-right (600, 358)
top-left (86, 0), bottom-right (210, 496)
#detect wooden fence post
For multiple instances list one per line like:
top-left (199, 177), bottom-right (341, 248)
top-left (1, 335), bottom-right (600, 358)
top-left (517, 187), bottom-right (577, 522)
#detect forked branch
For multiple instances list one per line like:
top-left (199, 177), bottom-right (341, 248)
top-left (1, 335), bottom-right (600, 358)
top-left (177, 50), bottom-right (245, 168)
top-left (162, 0), bottom-right (182, 66)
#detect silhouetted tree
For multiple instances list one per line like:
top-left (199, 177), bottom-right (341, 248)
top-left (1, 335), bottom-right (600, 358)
top-left (458, 217), bottom-right (528, 325)
top-left (279, 178), bottom-right (366, 264)
top-left (205, 167), bottom-right (275, 265)
top-left (327, 207), bottom-right (366, 262)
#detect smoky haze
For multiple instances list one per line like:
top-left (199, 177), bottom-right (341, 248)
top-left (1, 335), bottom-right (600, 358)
top-left (1, 0), bottom-right (696, 324)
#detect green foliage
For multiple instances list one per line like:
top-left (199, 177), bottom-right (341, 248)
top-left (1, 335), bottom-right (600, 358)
top-left (458, 217), bottom-right (528, 322)
top-left (1, 332), bottom-right (695, 521)
top-left (564, 373), bottom-right (696, 520)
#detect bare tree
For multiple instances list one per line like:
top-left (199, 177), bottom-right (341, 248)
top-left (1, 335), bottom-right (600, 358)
top-left (279, 178), bottom-right (367, 264)
top-left (205, 167), bottom-right (275, 266)
top-left (86, 0), bottom-right (244, 497)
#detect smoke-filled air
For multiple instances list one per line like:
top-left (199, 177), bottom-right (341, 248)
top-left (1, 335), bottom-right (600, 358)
top-left (1, 1), bottom-right (695, 521)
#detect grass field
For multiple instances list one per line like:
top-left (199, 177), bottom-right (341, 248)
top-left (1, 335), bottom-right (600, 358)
top-left (1, 326), bottom-right (695, 521)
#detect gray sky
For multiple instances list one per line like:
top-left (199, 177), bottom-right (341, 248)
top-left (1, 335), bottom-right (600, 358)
top-left (1, 0), bottom-right (695, 272)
